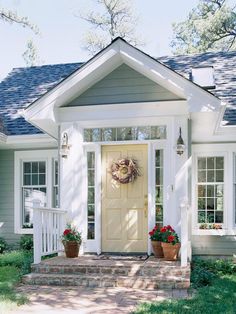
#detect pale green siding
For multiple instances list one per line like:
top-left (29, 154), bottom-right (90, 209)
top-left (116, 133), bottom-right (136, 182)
top-left (192, 235), bottom-right (236, 256)
top-left (66, 64), bottom-right (182, 106)
top-left (0, 150), bottom-right (21, 247)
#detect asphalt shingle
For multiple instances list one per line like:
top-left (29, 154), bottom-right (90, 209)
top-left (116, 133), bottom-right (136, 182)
top-left (0, 50), bottom-right (235, 136)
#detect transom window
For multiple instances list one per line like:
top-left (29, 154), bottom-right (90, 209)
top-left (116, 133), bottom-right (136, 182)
top-left (197, 156), bottom-right (224, 225)
top-left (84, 126), bottom-right (166, 142)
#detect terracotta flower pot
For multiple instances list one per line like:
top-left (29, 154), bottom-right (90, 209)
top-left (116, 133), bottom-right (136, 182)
top-left (151, 241), bottom-right (164, 258)
top-left (63, 240), bottom-right (80, 258)
top-left (161, 242), bottom-right (181, 261)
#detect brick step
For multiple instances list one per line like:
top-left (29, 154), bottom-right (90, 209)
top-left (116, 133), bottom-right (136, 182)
top-left (32, 264), bottom-right (190, 277)
top-left (22, 273), bottom-right (190, 289)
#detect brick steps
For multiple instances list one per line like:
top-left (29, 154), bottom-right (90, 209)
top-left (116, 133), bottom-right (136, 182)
top-left (22, 273), bottom-right (189, 289)
top-left (22, 256), bottom-right (190, 290)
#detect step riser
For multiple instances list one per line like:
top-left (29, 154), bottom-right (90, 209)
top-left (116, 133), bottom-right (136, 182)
top-left (22, 276), bottom-right (190, 289)
top-left (32, 266), bottom-right (190, 278)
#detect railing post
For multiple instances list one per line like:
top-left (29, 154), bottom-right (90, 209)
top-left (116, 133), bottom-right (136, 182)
top-left (33, 208), bottom-right (42, 264)
top-left (180, 203), bottom-right (188, 267)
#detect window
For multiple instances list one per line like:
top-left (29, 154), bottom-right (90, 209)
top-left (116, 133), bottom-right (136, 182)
top-left (53, 160), bottom-right (59, 208)
top-left (84, 125), bottom-right (166, 142)
top-left (155, 150), bottom-right (164, 227)
top-left (22, 161), bottom-right (47, 227)
top-left (15, 150), bottom-right (58, 233)
top-left (87, 152), bottom-right (95, 239)
top-left (197, 156), bottom-right (224, 225)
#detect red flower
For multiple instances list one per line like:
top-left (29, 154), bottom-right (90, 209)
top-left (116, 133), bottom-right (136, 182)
top-left (149, 230), bottom-right (154, 236)
top-left (63, 229), bottom-right (71, 235)
top-left (160, 227), bottom-right (167, 233)
top-left (167, 235), bottom-right (175, 243)
top-left (166, 225), bottom-right (174, 232)
top-left (154, 225), bottom-right (158, 231)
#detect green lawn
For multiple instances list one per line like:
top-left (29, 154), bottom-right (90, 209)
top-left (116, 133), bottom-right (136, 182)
top-left (134, 258), bottom-right (236, 314)
top-left (0, 251), bottom-right (32, 314)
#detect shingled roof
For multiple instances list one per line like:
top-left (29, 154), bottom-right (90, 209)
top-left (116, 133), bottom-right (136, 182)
top-left (0, 50), bottom-right (235, 136)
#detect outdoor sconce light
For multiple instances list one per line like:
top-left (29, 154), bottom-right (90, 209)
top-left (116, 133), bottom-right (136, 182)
top-left (60, 132), bottom-right (70, 158)
top-left (176, 127), bottom-right (185, 155)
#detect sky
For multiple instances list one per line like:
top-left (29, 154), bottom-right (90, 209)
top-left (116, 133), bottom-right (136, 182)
top-left (0, 0), bottom-right (200, 79)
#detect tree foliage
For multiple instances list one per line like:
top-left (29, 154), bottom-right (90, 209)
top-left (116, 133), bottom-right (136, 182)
top-left (171, 0), bottom-right (236, 54)
top-left (0, 7), bottom-right (38, 34)
top-left (79, 0), bottom-right (143, 54)
top-left (22, 39), bottom-right (42, 67)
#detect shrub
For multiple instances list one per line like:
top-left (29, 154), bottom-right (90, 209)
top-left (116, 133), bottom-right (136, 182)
top-left (0, 237), bottom-right (7, 254)
top-left (191, 257), bottom-right (236, 288)
top-left (0, 250), bottom-right (33, 274)
top-left (19, 235), bottom-right (33, 251)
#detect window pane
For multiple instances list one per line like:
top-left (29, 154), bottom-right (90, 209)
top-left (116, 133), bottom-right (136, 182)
top-left (87, 152), bottom-right (95, 169)
top-left (198, 198), bottom-right (205, 210)
top-left (207, 198), bottom-right (214, 210)
top-left (39, 174), bottom-right (45, 185)
top-left (207, 157), bottom-right (215, 169)
top-left (216, 170), bottom-right (224, 182)
top-left (88, 170), bottom-right (95, 186)
top-left (207, 185), bottom-right (214, 197)
top-left (198, 158), bottom-right (206, 170)
top-left (207, 211), bottom-right (214, 223)
top-left (198, 211), bottom-right (205, 223)
top-left (216, 157), bottom-right (224, 169)
top-left (23, 162), bottom-right (31, 174)
top-left (215, 211), bottom-right (223, 223)
top-left (198, 185), bottom-right (206, 198)
top-left (88, 223), bottom-right (95, 240)
top-left (88, 205), bottom-right (95, 222)
top-left (32, 162), bottom-right (38, 173)
top-left (32, 174), bottom-right (38, 185)
top-left (39, 162), bottom-right (46, 174)
top-left (207, 170), bottom-right (214, 182)
top-left (137, 126), bottom-right (150, 140)
top-left (24, 174), bottom-right (31, 186)
top-left (198, 170), bottom-right (206, 182)
top-left (101, 128), bottom-right (113, 141)
top-left (23, 188), bottom-right (47, 224)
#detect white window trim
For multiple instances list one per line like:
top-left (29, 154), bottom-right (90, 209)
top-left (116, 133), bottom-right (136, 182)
top-left (192, 147), bottom-right (234, 235)
top-left (14, 150), bottom-right (57, 234)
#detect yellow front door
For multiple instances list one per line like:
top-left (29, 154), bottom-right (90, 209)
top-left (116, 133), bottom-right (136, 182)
top-left (102, 145), bottom-right (148, 253)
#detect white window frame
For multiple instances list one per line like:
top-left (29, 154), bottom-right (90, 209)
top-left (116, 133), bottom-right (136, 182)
top-left (192, 145), bottom-right (229, 235)
top-left (14, 150), bottom-right (57, 234)
top-left (53, 159), bottom-right (59, 208)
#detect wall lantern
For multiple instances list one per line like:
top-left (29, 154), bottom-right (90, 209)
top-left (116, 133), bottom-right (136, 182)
top-left (60, 132), bottom-right (70, 158)
top-left (176, 127), bottom-right (185, 155)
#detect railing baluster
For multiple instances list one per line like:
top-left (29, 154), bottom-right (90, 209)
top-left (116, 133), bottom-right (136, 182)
top-left (33, 207), bottom-right (67, 264)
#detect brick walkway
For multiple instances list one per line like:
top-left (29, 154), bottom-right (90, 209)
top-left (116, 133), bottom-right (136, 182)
top-left (11, 285), bottom-right (190, 314)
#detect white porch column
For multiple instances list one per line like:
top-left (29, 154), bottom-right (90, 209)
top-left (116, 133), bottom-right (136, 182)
top-left (60, 123), bottom-right (86, 253)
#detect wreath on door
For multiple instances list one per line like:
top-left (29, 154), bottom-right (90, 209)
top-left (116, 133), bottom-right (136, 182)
top-left (110, 158), bottom-right (141, 184)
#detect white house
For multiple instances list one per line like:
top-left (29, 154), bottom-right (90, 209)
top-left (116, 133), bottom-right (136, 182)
top-left (0, 38), bottom-right (236, 264)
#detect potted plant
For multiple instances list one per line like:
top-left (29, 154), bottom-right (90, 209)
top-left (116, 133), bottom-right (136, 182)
top-left (61, 223), bottom-right (82, 258)
top-left (149, 225), bottom-right (164, 258)
top-left (160, 225), bottom-right (180, 261)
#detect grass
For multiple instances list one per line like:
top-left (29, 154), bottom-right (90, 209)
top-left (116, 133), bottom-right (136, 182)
top-left (0, 250), bottom-right (33, 313)
top-left (134, 258), bottom-right (236, 314)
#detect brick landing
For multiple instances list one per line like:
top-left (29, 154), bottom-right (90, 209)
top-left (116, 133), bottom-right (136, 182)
top-left (23, 255), bottom-right (190, 290)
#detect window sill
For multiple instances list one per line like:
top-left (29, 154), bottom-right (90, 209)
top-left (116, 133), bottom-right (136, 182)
top-left (192, 229), bottom-right (236, 236)
top-left (16, 228), bottom-right (33, 235)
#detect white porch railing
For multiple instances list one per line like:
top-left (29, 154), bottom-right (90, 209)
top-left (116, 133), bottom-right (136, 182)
top-left (33, 207), bottom-right (67, 264)
top-left (180, 203), bottom-right (191, 267)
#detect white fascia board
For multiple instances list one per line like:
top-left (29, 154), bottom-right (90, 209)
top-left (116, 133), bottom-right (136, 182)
top-left (0, 132), bottom-right (7, 143)
top-left (0, 133), bottom-right (57, 150)
top-left (58, 100), bottom-right (188, 123)
top-left (118, 40), bottom-right (222, 113)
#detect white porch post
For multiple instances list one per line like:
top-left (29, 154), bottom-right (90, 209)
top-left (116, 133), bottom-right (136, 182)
top-left (180, 203), bottom-right (188, 267)
top-left (60, 123), bottom-right (86, 253)
top-left (33, 208), bottom-right (42, 264)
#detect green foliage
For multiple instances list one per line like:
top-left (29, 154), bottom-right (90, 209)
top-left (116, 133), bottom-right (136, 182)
top-left (0, 250), bottom-right (33, 275)
top-left (79, 0), bottom-right (143, 54)
top-left (0, 237), bottom-right (7, 254)
top-left (134, 275), bottom-right (236, 314)
top-left (191, 265), bottom-right (216, 288)
top-left (171, 0), bottom-right (236, 54)
top-left (62, 223), bottom-right (82, 243)
top-left (192, 257), bottom-right (236, 276)
top-left (19, 235), bottom-right (33, 252)
top-left (0, 254), bottom-right (31, 311)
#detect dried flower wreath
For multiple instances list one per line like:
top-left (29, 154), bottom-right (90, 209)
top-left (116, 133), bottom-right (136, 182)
top-left (111, 158), bottom-right (141, 184)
